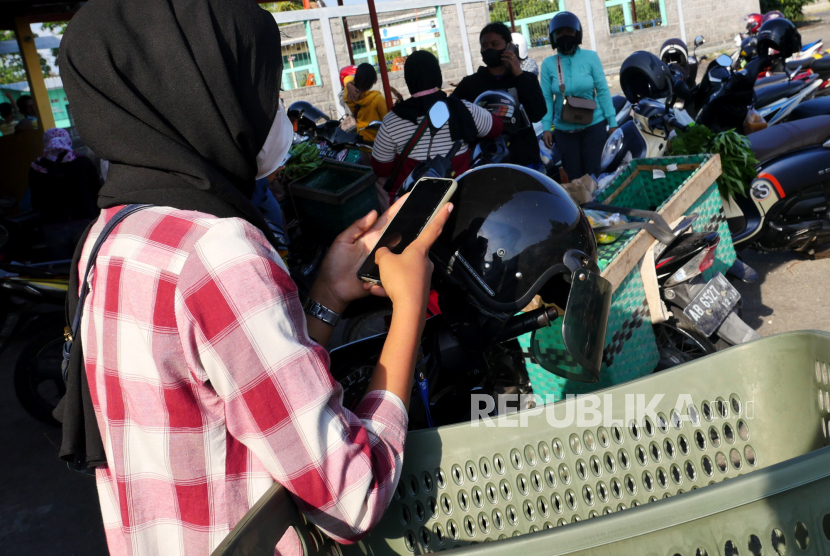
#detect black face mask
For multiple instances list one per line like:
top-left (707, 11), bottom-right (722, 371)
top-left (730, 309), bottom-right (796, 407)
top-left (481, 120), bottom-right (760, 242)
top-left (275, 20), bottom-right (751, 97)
top-left (556, 35), bottom-right (578, 54)
top-left (482, 48), bottom-right (506, 68)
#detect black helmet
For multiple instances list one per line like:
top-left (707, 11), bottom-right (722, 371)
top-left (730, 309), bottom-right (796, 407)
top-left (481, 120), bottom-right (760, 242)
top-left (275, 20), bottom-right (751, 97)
top-left (549, 12), bottom-right (583, 49)
top-left (473, 90), bottom-right (529, 134)
top-left (619, 51), bottom-right (674, 103)
top-left (740, 36), bottom-right (759, 61)
top-left (432, 165), bottom-right (612, 381)
top-left (287, 101), bottom-right (328, 124)
top-left (659, 39), bottom-right (689, 75)
top-left (757, 18), bottom-right (801, 59)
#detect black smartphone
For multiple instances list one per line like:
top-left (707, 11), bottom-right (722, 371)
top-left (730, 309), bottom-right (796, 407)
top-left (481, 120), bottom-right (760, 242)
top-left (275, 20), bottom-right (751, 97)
top-left (357, 177), bottom-right (457, 285)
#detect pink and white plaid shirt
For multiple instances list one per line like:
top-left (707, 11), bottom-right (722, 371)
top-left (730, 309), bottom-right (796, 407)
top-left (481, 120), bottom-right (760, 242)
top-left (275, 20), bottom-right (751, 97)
top-left (79, 206), bottom-right (408, 556)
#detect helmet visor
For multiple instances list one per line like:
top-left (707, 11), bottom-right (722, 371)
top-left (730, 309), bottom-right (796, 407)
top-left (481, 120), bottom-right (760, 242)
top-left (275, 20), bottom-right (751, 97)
top-left (530, 268), bottom-right (612, 383)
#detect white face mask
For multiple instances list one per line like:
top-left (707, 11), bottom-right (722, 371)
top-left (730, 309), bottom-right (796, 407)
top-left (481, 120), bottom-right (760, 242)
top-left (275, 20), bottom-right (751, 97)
top-left (256, 100), bottom-right (293, 180)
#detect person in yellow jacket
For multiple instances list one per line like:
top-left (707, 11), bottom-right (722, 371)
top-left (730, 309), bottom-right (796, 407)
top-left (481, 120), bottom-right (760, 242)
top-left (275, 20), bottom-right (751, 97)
top-left (343, 63), bottom-right (391, 209)
top-left (344, 64), bottom-right (388, 154)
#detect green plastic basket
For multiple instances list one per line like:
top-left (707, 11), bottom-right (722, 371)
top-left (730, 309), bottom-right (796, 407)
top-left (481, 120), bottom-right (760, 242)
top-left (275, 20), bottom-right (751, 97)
top-left (521, 155), bottom-right (737, 401)
top-left (212, 330), bottom-right (830, 556)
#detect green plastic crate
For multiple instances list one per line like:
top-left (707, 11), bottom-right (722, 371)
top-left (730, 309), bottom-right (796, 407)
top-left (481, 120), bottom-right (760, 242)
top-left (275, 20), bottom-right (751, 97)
top-left (212, 330), bottom-right (830, 556)
top-left (289, 160), bottom-right (380, 244)
top-left (520, 155), bottom-right (737, 401)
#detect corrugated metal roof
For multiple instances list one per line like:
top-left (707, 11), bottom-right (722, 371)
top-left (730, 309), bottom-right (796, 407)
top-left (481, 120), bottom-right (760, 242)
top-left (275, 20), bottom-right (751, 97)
top-left (0, 35), bottom-right (61, 55)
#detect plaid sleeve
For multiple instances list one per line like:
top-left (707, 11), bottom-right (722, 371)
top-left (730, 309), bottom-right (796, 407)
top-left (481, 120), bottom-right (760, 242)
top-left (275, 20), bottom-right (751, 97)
top-left (173, 218), bottom-right (408, 543)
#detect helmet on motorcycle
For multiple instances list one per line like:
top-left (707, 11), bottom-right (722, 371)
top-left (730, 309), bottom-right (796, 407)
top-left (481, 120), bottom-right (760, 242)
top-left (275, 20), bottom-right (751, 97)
top-left (511, 32), bottom-right (529, 59)
top-left (619, 51), bottom-right (674, 103)
top-left (743, 13), bottom-right (764, 34)
top-left (548, 12), bottom-right (583, 50)
top-left (287, 101), bottom-right (328, 123)
top-left (432, 165), bottom-right (612, 381)
top-left (473, 90), bottom-right (530, 134)
top-left (659, 38), bottom-right (689, 76)
top-left (740, 36), bottom-right (759, 60)
top-left (339, 65), bottom-right (357, 87)
top-left (758, 18), bottom-right (801, 59)
top-left (762, 10), bottom-right (785, 23)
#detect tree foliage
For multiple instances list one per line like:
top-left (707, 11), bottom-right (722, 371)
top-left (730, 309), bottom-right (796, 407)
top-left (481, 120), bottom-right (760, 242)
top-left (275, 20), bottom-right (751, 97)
top-left (0, 30), bottom-right (51, 85)
top-left (489, 0), bottom-right (560, 23)
top-left (760, 0), bottom-right (817, 20)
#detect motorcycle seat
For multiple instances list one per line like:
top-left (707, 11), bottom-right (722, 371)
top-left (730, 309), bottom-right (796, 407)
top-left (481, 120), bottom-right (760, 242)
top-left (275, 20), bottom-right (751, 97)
top-left (754, 79), bottom-right (808, 107)
top-left (788, 96), bottom-right (830, 122)
top-left (749, 115), bottom-right (830, 163)
top-left (786, 57), bottom-right (815, 71)
top-left (755, 73), bottom-right (789, 88)
top-left (612, 94), bottom-right (627, 113)
top-left (810, 56), bottom-right (830, 77)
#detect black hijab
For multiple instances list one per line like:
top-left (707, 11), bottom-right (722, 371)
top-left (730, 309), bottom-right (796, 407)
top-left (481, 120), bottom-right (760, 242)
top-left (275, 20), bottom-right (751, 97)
top-left (55, 0), bottom-right (284, 467)
top-left (392, 50), bottom-right (478, 144)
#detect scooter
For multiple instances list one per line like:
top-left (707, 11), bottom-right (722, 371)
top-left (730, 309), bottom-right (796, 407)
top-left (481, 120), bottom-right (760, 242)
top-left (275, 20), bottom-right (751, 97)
top-left (623, 53), bottom-right (830, 256)
top-left (647, 214), bottom-right (760, 366)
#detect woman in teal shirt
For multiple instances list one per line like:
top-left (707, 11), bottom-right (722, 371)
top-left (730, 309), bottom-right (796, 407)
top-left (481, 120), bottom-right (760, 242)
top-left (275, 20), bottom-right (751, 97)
top-left (540, 12), bottom-right (617, 179)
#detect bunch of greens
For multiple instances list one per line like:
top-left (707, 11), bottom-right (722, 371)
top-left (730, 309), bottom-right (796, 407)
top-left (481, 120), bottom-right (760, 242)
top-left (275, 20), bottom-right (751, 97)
top-left (669, 125), bottom-right (758, 200)
top-left (283, 142), bottom-right (323, 183)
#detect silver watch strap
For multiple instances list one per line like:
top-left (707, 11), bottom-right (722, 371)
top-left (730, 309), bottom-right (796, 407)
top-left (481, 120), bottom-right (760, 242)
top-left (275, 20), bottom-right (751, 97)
top-left (302, 297), bottom-right (341, 327)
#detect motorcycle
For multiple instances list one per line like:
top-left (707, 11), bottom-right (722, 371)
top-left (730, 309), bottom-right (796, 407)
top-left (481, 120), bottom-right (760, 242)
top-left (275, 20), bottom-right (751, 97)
top-left (606, 52), bottom-right (830, 257)
top-left (647, 213), bottom-right (760, 365)
top-left (0, 259), bottom-right (69, 426)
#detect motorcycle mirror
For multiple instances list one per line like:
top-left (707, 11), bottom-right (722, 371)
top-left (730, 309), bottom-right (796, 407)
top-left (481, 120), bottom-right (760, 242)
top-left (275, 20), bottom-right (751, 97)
top-left (428, 101), bottom-right (451, 132)
top-left (716, 54), bottom-right (733, 68)
top-left (695, 35), bottom-right (705, 47)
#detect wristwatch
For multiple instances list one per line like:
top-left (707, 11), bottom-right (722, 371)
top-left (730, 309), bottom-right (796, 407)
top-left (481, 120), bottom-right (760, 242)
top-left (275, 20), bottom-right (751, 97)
top-left (302, 297), bottom-right (341, 327)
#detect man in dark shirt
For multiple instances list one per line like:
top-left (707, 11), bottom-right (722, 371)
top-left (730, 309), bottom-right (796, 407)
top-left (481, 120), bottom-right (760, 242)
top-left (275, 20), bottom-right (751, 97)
top-left (452, 22), bottom-right (546, 169)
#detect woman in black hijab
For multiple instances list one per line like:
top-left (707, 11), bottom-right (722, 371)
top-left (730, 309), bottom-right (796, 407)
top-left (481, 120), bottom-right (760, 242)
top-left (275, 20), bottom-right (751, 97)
top-left (371, 50), bottom-right (502, 201)
top-left (56, 0), bottom-right (450, 553)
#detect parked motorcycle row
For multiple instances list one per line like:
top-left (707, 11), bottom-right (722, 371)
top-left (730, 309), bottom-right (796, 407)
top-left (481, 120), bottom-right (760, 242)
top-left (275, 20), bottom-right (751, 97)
top-left (6, 15), bottom-right (830, 431)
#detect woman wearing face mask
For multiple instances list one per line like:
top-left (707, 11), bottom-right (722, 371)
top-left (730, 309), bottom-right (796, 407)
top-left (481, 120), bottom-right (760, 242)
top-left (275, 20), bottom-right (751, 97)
top-left (452, 22), bottom-right (546, 170)
top-left (540, 12), bottom-right (617, 180)
top-left (57, 1), bottom-right (449, 554)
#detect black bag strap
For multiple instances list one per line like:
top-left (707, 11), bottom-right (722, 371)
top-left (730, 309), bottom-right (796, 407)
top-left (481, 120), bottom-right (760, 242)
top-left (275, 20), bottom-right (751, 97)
top-left (386, 116), bottom-right (430, 191)
top-left (62, 204), bottom-right (153, 381)
top-left (556, 55), bottom-right (566, 94)
top-left (582, 202), bottom-right (677, 245)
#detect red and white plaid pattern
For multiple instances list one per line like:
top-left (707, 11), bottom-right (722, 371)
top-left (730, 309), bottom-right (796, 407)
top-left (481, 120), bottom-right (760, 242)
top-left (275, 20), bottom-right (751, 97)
top-left (79, 206), bottom-right (408, 556)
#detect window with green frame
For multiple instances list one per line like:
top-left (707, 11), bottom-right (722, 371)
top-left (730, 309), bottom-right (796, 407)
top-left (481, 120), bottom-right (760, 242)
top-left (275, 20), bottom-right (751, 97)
top-left (347, 8), bottom-right (450, 73)
top-left (605, 0), bottom-right (667, 34)
top-left (279, 21), bottom-right (321, 90)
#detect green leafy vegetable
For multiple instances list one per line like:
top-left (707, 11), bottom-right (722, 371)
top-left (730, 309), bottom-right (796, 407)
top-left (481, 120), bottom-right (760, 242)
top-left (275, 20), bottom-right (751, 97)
top-left (669, 125), bottom-right (758, 200)
top-left (283, 141), bottom-right (323, 183)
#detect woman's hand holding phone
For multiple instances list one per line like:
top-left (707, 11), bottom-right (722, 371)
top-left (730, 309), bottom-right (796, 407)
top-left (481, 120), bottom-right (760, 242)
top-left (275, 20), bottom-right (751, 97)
top-left (363, 202), bottom-right (453, 410)
top-left (368, 202), bottom-right (453, 312)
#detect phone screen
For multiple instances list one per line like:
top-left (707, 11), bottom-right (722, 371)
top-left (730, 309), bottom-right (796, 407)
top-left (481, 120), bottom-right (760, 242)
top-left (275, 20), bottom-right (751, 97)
top-left (357, 178), bottom-right (455, 284)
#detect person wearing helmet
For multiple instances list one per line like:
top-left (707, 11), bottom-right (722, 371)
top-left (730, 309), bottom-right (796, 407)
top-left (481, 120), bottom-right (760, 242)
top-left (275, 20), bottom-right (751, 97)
top-left (743, 13), bottom-right (764, 35)
top-left (511, 32), bottom-right (539, 76)
top-left (540, 12), bottom-right (617, 180)
top-left (757, 17), bottom-right (802, 59)
top-left (452, 22), bottom-right (546, 170)
top-left (430, 165), bottom-right (612, 381)
top-left (371, 50), bottom-right (503, 202)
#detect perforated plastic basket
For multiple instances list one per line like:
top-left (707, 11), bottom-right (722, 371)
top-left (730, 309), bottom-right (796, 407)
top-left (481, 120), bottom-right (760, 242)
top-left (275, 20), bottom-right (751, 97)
top-left (521, 155), bottom-right (737, 401)
top-left (213, 331), bottom-right (830, 556)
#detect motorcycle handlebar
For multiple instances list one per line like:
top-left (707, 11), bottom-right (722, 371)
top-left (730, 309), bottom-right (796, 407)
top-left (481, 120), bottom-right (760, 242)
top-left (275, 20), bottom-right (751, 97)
top-left (493, 306), bottom-right (559, 343)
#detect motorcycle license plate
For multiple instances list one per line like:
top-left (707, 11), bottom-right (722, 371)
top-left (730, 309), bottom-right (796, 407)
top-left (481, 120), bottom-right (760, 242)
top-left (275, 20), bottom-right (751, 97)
top-left (682, 273), bottom-right (741, 337)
